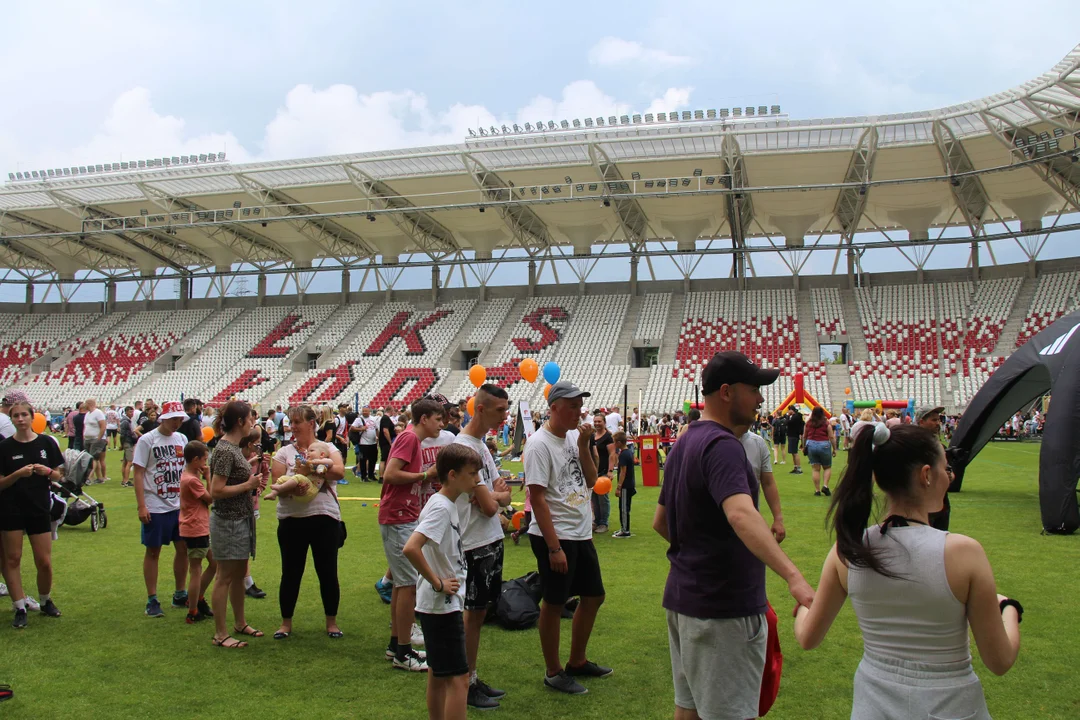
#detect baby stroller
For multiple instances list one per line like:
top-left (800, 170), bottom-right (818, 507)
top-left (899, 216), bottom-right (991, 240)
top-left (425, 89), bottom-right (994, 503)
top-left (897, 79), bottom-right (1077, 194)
top-left (52, 449), bottom-right (108, 532)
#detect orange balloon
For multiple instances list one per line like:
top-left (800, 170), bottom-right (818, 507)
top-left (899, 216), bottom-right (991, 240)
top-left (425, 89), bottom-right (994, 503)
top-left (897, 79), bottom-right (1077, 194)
top-left (593, 476), bottom-right (612, 495)
top-left (844, 387), bottom-right (852, 395)
top-left (201, 426), bottom-right (215, 443)
top-left (543, 383), bottom-right (552, 400)
top-left (467, 396), bottom-right (476, 416)
top-left (512, 510), bottom-right (525, 530)
top-left (469, 364), bottom-right (487, 388)
top-left (31, 412), bottom-right (47, 434)
top-left (519, 358), bottom-right (539, 383)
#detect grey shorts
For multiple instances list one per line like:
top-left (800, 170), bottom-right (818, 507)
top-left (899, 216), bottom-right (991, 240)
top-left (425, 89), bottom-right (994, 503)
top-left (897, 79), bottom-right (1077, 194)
top-left (667, 610), bottom-right (767, 720)
top-left (123, 444), bottom-right (134, 463)
top-left (209, 513), bottom-right (254, 561)
top-left (380, 521), bottom-right (418, 587)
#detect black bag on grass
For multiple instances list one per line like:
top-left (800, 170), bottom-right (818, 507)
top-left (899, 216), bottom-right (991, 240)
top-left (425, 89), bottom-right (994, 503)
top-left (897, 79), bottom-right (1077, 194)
top-left (495, 572), bottom-right (542, 630)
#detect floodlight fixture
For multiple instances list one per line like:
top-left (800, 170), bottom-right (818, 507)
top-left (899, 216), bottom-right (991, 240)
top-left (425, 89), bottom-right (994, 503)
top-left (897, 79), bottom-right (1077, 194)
top-left (644, 180), bottom-right (654, 188)
top-left (513, 124), bottom-right (522, 132)
top-left (681, 111), bottom-right (691, 120)
top-left (560, 120), bottom-right (569, 129)
top-left (565, 176), bottom-right (572, 184)
top-left (603, 199), bottom-right (610, 207)
top-left (367, 213), bottom-right (376, 221)
top-left (575, 184), bottom-right (584, 192)
top-left (233, 201), bottom-right (242, 209)
top-left (707, 109), bottom-right (716, 119)
top-left (681, 178), bottom-right (690, 186)
top-left (720, 108), bottom-right (729, 118)
top-left (572, 119), bottom-right (581, 128)
top-left (657, 113), bottom-right (666, 122)
top-left (645, 113), bottom-right (654, 122)
top-left (631, 172), bottom-right (640, 180)
top-left (693, 168), bottom-right (702, 177)
top-left (771, 105), bottom-right (781, 114)
top-left (657, 180), bottom-right (665, 187)
top-left (859, 185), bottom-right (867, 196)
top-left (553, 186), bottom-right (561, 193)
top-left (620, 115), bottom-right (629, 124)
top-left (732, 107), bottom-right (742, 116)
top-left (7, 173), bottom-right (13, 181)
top-left (546, 121), bottom-right (554, 130)
top-left (705, 176), bottom-right (715, 185)
top-left (541, 186), bottom-right (549, 194)
top-left (596, 117), bottom-right (605, 126)
top-left (140, 209), bottom-right (149, 216)
top-left (759, 106), bottom-right (768, 116)
top-left (950, 176), bottom-right (960, 187)
top-left (588, 183), bottom-right (598, 191)
top-left (632, 114), bottom-right (641, 123)
top-left (584, 118), bottom-right (593, 127)
top-left (694, 110), bottom-right (703, 119)
top-left (479, 206), bottom-right (485, 212)
top-left (608, 116), bottom-right (617, 125)
top-left (468, 129), bottom-right (477, 137)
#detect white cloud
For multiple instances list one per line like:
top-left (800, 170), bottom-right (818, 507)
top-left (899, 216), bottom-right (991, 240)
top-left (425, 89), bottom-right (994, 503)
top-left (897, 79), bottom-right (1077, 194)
top-left (3, 80), bottom-right (695, 174)
top-left (12, 88), bottom-right (252, 172)
top-left (588, 37), bottom-right (693, 69)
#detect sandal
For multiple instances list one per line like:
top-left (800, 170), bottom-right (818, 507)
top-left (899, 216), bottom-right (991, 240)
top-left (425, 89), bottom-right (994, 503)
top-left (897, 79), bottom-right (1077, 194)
top-left (212, 635), bottom-right (248, 649)
top-left (327, 630), bottom-right (344, 639)
top-left (273, 631), bottom-right (290, 640)
top-left (234, 624), bottom-right (264, 638)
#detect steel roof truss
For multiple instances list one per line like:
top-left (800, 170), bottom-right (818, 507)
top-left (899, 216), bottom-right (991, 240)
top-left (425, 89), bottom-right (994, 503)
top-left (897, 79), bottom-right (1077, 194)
top-left (462, 154), bottom-right (552, 254)
top-left (932, 121), bottom-right (990, 237)
top-left (342, 165), bottom-right (458, 255)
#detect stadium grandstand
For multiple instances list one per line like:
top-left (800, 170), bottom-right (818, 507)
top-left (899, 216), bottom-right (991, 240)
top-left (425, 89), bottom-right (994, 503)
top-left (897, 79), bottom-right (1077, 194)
top-left (1, 45), bottom-right (1079, 416)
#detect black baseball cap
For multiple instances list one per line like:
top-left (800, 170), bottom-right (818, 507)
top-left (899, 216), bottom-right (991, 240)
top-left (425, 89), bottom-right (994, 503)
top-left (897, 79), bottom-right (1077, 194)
top-left (701, 351), bottom-right (780, 396)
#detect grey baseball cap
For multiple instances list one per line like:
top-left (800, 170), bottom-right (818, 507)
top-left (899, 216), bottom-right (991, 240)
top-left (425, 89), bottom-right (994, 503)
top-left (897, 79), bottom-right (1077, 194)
top-left (547, 380), bottom-right (591, 405)
top-left (915, 404), bottom-right (945, 421)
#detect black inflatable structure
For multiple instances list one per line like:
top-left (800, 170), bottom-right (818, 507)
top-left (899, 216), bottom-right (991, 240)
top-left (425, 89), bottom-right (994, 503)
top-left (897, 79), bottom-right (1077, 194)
top-left (948, 309), bottom-right (1080, 534)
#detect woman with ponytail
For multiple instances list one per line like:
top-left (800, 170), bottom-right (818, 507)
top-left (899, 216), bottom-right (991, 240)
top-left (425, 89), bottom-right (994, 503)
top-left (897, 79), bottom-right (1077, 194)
top-left (793, 423), bottom-right (1021, 719)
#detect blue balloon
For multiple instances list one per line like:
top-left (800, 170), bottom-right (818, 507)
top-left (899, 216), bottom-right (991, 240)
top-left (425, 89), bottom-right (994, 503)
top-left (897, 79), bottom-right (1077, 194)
top-left (543, 361), bottom-right (561, 385)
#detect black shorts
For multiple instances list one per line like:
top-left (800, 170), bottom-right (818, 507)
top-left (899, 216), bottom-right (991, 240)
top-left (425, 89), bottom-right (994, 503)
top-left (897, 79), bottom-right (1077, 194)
top-left (416, 611), bottom-right (468, 678)
top-left (787, 436), bottom-right (800, 454)
top-left (0, 511), bottom-right (52, 536)
top-left (529, 535), bottom-right (605, 606)
top-left (464, 539), bottom-right (504, 611)
top-left (107, 428), bottom-right (118, 438)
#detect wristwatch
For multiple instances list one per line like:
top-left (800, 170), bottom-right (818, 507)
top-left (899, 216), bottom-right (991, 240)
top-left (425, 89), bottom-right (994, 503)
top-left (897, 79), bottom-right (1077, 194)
top-left (999, 597), bottom-right (1023, 623)
top-left (548, 546), bottom-right (562, 555)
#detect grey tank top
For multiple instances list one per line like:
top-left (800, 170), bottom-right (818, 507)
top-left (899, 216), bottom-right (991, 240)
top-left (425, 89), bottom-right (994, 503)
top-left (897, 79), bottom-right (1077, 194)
top-left (848, 524), bottom-right (971, 665)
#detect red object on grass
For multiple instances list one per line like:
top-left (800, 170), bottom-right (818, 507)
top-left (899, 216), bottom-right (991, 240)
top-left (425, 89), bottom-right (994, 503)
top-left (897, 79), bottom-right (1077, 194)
top-left (759, 602), bottom-right (782, 716)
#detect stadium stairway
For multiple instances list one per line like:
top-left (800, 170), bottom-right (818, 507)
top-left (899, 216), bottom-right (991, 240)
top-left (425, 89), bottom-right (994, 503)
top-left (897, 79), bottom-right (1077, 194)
top-left (840, 289), bottom-right (869, 362)
top-left (477, 297), bottom-right (527, 366)
top-left (796, 290), bottom-right (819, 364)
top-left (991, 276), bottom-right (1038, 355)
top-left (659, 294), bottom-right (685, 364)
top-left (625, 367), bottom-right (652, 411)
top-left (825, 364), bottom-right (852, 412)
top-left (609, 294), bottom-right (642, 365)
top-left (439, 369), bottom-right (469, 400)
top-left (437, 300), bottom-right (489, 368)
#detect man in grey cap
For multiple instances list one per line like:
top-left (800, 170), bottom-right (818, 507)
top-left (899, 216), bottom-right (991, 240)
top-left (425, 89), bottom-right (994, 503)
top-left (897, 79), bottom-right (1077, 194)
top-left (523, 380), bottom-right (611, 695)
top-left (916, 405), bottom-right (952, 531)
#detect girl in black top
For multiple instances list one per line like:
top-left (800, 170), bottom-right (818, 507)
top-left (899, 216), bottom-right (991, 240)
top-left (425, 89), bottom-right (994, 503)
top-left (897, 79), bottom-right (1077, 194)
top-left (0, 400), bottom-right (66, 626)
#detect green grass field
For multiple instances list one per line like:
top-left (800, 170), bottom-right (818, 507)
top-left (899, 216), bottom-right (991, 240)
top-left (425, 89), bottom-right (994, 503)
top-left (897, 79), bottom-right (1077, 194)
top-left (2, 439), bottom-right (1077, 719)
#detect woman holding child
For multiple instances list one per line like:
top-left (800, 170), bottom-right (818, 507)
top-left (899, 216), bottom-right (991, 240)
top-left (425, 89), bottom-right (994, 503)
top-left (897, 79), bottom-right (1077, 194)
top-left (208, 400), bottom-right (265, 648)
top-left (270, 404), bottom-right (345, 640)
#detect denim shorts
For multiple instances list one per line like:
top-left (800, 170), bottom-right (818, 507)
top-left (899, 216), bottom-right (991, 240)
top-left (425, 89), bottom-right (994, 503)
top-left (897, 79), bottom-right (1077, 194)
top-left (806, 440), bottom-right (833, 467)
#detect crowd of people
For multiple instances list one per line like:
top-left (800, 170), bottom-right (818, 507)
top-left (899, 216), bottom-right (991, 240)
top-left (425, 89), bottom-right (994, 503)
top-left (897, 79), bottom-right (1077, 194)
top-left (0, 354), bottom-right (1028, 719)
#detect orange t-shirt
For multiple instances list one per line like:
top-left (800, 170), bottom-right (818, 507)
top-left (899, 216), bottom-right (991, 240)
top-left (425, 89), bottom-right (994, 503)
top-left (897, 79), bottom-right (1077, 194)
top-left (179, 471), bottom-right (211, 538)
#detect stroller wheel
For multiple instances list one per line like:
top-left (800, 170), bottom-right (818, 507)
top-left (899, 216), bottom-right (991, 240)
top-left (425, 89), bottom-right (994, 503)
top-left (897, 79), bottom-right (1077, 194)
top-left (90, 513), bottom-right (98, 532)
top-left (99, 509), bottom-right (108, 529)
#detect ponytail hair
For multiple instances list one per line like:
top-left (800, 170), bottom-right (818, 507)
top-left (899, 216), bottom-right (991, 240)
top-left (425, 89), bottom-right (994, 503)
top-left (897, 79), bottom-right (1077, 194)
top-left (826, 423), bottom-right (944, 577)
top-left (213, 399), bottom-right (251, 437)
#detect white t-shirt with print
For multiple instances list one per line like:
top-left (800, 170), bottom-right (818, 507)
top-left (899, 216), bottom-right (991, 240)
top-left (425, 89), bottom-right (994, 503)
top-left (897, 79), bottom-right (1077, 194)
top-left (453, 431), bottom-right (504, 551)
top-left (605, 411), bottom-right (622, 434)
top-left (524, 426), bottom-right (592, 541)
top-left (420, 430), bottom-right (455, 472)
top-left (83, 408), bottom-right (107, 440)
top-left (132, 428), bottom-right (187, 513)
top-left (740, 431), bottom-right (773, 483)
top-left (355, 415), bottom-right (378, 444)
top-left (414, 493), bottom-right (467, 615)
top-left (0, 413), bottom-right (15, 440)
top-left (105, 409), bottom-right (119, 430)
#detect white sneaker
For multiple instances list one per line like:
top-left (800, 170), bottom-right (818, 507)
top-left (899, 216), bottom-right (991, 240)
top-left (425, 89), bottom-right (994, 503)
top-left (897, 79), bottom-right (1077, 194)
top-left (393, 650), bottom-right (428, 672)
top-left (0, 582), bottom-right (7, 597)
top-left (411, 623), bottom-right (425, 648)
top-left (24, 596), bottom-right (40, 612)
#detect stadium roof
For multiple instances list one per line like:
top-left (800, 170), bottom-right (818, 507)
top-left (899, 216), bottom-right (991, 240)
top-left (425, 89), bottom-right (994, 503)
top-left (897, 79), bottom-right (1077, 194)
top-left (1, 43), bottom-right (1078, 285)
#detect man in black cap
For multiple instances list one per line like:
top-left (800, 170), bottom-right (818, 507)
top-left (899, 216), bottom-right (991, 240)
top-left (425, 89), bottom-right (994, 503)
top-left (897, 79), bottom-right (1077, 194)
top-left (654, 351), bottom-right (815, 720)
top-left (523, 380), bottom-right (610, 696)
top-left (916, 404), bottom-right (952, 531)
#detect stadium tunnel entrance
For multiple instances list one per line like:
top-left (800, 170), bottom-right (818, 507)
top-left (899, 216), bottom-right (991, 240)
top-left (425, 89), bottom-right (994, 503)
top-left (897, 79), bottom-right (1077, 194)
top-left (948, 310), bottom-right (1080, 534)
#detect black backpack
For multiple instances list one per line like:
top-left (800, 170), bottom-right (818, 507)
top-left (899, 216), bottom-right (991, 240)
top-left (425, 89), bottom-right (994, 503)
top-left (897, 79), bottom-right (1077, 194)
top-left (494, 573), bottom-right (542, 630)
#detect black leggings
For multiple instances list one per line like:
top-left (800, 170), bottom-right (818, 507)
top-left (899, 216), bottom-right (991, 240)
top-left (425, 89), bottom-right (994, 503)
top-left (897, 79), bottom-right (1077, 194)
top-left (618, 491), bottom-right (634, 533)
top-left (277, 514), bottom-right (340, 619)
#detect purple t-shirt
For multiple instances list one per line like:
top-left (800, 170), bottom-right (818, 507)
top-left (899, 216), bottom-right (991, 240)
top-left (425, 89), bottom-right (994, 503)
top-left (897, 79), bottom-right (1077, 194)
top-left (658, 420), bottom-right (766, 619)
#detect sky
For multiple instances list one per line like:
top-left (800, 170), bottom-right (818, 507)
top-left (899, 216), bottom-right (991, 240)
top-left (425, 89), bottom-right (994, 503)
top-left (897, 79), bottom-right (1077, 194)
top-left (1, 0), bottom-right (1077, 302)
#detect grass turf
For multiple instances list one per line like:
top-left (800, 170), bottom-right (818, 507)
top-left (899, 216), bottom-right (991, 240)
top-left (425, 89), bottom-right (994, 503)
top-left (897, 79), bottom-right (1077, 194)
top-left (1, 439), bottom-right (1077, 718)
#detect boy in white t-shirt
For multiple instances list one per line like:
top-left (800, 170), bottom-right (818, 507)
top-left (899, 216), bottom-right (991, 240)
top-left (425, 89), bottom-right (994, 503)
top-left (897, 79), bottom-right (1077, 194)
top-left (403, 443), bottom-right (481, 720)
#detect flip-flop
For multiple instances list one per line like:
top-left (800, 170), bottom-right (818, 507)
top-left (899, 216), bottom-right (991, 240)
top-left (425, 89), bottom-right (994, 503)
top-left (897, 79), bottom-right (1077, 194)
top-left (273, 631), bottom-right (290, 640)
top-left (212, 635), bottom-right (248, 649)
top-left (327, 630), bottom-right (344, 639)
top-left (234, 624), bottom-right (264, 638)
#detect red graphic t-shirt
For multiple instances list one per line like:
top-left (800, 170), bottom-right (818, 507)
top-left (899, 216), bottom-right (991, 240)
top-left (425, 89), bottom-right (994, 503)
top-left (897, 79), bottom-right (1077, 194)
top-left (379, 429), bottom-right (424, 525)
